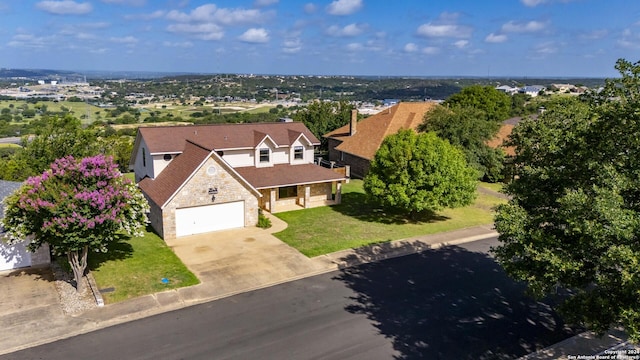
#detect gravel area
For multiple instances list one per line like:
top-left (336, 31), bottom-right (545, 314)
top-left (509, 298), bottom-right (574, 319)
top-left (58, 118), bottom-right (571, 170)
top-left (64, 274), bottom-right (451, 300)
top-left (51, 260), bottom-right (98, 314)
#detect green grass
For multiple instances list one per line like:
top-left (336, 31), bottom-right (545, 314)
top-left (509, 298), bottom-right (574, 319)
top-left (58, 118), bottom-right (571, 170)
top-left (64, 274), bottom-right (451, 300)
top-left (0, 143), bottom-right (20, 148)
top-left (89, 229), bottom-right (199, 304)
top-left (274, 180), bottom-right (506, 257)
top-left (478, 181), bottom-right (504, 193)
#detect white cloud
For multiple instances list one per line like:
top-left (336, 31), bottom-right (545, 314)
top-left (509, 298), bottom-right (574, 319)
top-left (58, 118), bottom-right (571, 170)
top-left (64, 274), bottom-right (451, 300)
top-left (8, 33), bottom-right (56, 49)
top-left (485, 33), bottom-right (508, 43)
top-left (404, 43), bottom-right (418, 53)
top-left (75, 32), bottom-right (95, 40)
top-left (36, 1), bottom-right (92, 15)
top-left (521, 0), bottom-right (546, 6)
top-left (618, 29), bottom-right (640, 49)
top-left (416, 23), bottom-right (472, 38)
top-left (580, 29), bottom-right (608, 40)
top-left (238, 28), bottom-right (269, 43)
top-left (326, 0), bottom-right (362, 16)
top-left (422, 46), bottom-right (440, 55)
top-left (100, 0), bottom-right (146, 6)
top-left (520, 0), bottom-right (579, 7)
top-left (282, 38), bottom-right (302, 53)
top-left (453, 40), bottom-right (468, 49)
top-left (304, 3), bottom-right (317, 13)
top-left (254, 0), bottom-right (278, 7)
top-left (167, 23), bottom-right (224, 41)
top-left (501, 20), bottom-right (547, 33)
top-left (109, 35), bottom-right (138, 44)
top-left (534, 41), bottom-right (557, 55)
top-left (163, 41), bottom-right (193, 48)
top-left (346, 42), bottom-right (363, 51)
top-left (326, 23), bottom-right (365, 37)
top-left (125, 10), bottom-right (165, 20)
top-left (166, 4), bottom-right (270, 26)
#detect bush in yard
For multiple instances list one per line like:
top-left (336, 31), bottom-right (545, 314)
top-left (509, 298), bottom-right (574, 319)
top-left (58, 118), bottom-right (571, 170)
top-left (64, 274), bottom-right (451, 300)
top-left (1, 155), bottom-right (149, 292)
top-left (257, 209), bottom-right (272, 229)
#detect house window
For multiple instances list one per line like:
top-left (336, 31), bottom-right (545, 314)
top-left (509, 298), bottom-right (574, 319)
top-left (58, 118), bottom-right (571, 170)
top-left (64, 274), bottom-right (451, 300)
top-left (279, 186), bottom-right (297, 199)
top-left (259, 148), bottom-right (270, 163)
top-left (163, 154), bottom-right (172, 161)
top-left (294, 146), bottom-right (304, 160)
top-left (142, 148), bottom-right (146, 167)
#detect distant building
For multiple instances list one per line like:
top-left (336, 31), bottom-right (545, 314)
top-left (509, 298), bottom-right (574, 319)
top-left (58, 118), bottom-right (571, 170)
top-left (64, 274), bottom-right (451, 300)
top-left (519, 85), bottom-right (546, 97)
top-left (495, 85), bottom-right (518, 95)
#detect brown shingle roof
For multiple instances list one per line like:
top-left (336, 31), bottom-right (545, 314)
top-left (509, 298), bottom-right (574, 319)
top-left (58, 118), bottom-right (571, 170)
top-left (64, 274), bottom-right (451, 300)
top-left (139, 140), bottom-right (213, 207)
top-left (139, 122), bottom-right (319, 154)
top-left (324, 102), bottom-right (437, 160)
top-left (487, 124), bottom-right (515, 156)
top-left (235, 164), bottom-right (346, 189)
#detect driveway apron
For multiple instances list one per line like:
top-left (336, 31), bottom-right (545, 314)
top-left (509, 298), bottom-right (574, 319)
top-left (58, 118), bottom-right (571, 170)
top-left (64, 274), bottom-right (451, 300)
top-left (166, 213), bottom-right (333, 301)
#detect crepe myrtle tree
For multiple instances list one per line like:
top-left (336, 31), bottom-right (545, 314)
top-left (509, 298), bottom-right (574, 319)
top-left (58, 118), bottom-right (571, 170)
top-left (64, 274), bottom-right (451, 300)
top-left (1, 155), bottom-right (149, 293)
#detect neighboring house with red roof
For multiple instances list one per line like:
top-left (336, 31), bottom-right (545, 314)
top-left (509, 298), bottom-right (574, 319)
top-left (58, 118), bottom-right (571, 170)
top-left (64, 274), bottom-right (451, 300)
top-left (130, 122), bottom-right (346, 240)
top-left (323, 102), bottom-right (438, 178)
top-left (486, 115), bottom-right (538, 157)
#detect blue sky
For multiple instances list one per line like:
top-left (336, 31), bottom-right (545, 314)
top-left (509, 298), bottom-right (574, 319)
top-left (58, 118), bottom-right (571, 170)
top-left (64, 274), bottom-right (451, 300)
top-left (1, 0), bottom-right (639, 77)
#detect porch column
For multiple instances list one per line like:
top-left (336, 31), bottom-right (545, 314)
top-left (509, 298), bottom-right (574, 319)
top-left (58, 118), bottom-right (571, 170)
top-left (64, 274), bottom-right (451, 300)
top-left (326, 182), bottom-right (333, 200)
top-left (304, 185), bottom-right (311, 208)
top-left (270, 188), bottom-right (277, 212)
top-left (335, 181), bottom-right (342, 204)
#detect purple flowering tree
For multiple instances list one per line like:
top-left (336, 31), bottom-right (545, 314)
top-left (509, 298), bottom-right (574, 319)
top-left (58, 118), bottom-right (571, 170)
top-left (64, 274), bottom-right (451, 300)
top-left (2, 155), bottom-right (149, 292)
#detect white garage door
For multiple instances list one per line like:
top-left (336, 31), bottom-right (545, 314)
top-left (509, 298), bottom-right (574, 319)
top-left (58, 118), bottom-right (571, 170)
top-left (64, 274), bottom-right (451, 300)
top-left (175, 201), bottom-right (245, 237)
top-left (0, 241), bottom-right (32, 271)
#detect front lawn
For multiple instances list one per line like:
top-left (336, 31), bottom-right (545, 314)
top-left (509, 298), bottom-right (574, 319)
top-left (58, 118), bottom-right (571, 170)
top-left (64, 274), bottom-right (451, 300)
top-left (88, 229), bottom-right (199, 303)
top-left (274, 180), bottom-right (506, 257)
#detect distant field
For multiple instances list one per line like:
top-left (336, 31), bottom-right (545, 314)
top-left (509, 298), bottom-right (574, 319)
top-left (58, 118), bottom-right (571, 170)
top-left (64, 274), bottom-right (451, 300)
top-left (0, 99), bottom-right (279, 132)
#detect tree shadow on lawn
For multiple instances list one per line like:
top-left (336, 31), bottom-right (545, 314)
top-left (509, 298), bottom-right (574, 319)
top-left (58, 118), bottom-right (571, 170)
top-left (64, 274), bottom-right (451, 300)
top-left (334, 245), bottom-right (582, 360)
top-left (333, 192), bottom-right (449, 225)
top-left (87, 233), bottom-right (135, 271)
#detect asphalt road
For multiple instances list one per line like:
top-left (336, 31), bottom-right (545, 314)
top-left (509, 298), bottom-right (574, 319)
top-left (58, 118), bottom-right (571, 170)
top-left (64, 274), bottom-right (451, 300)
top-left (2, 237), bottom-right (580, 360)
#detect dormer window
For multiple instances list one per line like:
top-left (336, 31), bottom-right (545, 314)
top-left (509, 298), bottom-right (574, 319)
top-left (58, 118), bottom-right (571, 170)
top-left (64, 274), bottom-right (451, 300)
top-left (259, 148), bottom-right (270, 163)
top-left (294, 146), bottom-right (304, 160)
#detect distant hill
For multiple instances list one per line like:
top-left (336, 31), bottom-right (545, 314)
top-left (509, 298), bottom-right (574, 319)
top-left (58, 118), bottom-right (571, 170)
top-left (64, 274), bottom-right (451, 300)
top-left (0, 68), bottom-right (78, 79)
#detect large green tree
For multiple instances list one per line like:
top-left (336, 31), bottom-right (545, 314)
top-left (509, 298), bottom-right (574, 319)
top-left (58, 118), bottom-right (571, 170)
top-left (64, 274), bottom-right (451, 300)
top-left (419, 105), bottom-right (505, 182)
top-left (0, 115), bottom-right (99, 180)
top-left (364, 129), bottom-right (477, 218)
top-left (292, 100), bottom-right (353, 150)
top-left (494, 59), bottom-right (640, 341)
top-left (444, 84), bottom-right (512, 122)
top-left (2, 155), bottom-right (149, 293)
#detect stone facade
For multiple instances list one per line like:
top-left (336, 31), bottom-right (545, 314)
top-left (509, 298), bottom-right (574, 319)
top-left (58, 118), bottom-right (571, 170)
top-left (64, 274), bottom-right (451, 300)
top-left (150, 155), bottom-right (259, 240)
top-left (146, 200), bottom-right (165, 239)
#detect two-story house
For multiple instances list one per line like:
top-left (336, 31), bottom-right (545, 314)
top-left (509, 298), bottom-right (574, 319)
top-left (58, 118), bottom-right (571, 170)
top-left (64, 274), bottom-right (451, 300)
top-left (130, 122), bottom-right (346, 240)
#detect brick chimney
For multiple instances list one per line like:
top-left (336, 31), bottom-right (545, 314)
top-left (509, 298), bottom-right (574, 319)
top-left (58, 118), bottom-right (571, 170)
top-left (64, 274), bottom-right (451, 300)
top-left (349, 109), bottom-right (358, 136)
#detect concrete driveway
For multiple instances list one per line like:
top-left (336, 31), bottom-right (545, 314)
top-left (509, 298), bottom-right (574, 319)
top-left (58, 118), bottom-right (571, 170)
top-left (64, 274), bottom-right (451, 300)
top-left (0, 267), bottom-right (66, 337)
top-left (165, 212), bottom-right (334, 300)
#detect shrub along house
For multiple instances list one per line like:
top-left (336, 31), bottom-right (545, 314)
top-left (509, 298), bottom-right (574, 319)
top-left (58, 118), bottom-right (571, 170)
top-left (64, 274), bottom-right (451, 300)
top-left (324, 102), bottom-right (437, 178)
top-left (130, 122), bottom-right (346, 240)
